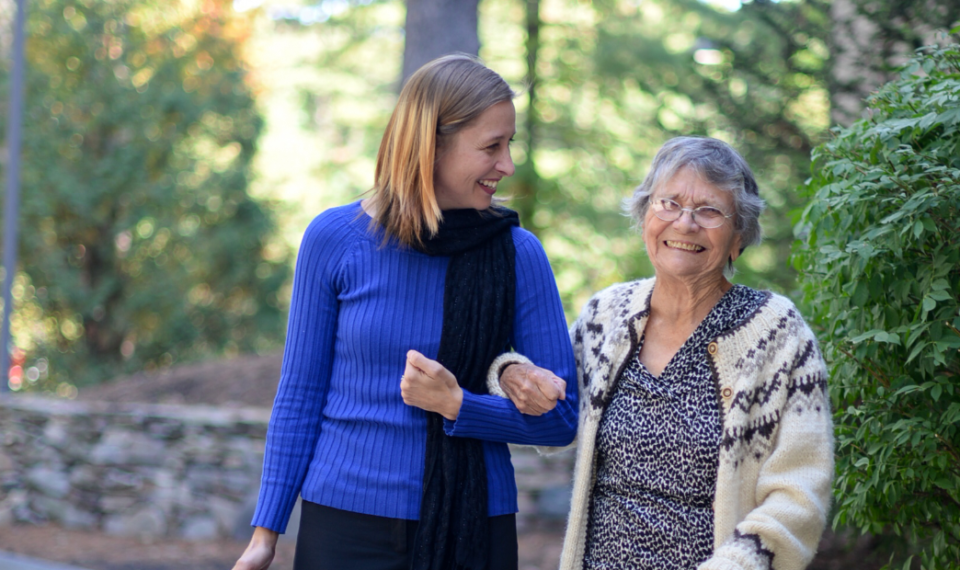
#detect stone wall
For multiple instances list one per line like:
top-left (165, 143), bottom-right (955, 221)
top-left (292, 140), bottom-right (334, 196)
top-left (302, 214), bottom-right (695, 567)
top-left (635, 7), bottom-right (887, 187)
top-left (0, 395), bottom-right (270, 540)
top-left (0, 395), bottom-right (574, 540)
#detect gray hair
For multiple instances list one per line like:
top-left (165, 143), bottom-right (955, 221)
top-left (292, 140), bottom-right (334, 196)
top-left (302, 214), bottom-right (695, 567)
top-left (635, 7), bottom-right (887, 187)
top-left (624, 137), bottom-right (766, 263)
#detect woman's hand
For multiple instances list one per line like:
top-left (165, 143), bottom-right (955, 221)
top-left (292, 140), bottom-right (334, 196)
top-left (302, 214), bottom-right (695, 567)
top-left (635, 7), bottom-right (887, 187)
top-left (232, 526), bottom-right (278, 570)
top-left (501, 363), bottom-right (566, 416)
top-left (401, 350), bottom-right (463, 420)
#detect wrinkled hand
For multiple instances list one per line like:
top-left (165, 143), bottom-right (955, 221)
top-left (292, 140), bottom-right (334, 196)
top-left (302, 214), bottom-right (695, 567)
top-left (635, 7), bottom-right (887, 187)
top-left (232, 527), bottom-right (278, 570)
top-left (400, 350), bottom-right (463, 420)
top-left (500, 363), bottom-right (566, 416)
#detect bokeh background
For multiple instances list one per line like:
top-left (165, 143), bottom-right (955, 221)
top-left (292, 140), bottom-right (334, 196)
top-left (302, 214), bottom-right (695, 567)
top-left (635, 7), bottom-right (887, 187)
top-left (0, 1), bottom-right (959, 568)
top-left (1, 0), bottom-right (956, 395)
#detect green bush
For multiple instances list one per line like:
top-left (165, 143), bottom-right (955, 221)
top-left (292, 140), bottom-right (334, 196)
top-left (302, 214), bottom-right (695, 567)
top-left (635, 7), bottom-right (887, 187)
top-left (793, 42), bottom-right (960, 569)
top-left (0, 0), bottom-right (291, 390)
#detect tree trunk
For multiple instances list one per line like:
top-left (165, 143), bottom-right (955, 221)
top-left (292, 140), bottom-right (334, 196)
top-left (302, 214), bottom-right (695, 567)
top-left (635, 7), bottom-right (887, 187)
top-left (401, 0), bottom-right (480, 87)
top-left (511, 0), bottom-right (541, 233)
top-left (829, 0), bottom-right (879, 126)
top-left (829, 0), bottom-right (960, 126)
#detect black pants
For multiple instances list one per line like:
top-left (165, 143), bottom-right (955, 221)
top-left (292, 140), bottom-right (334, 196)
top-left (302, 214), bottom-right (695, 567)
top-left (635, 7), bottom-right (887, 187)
top-left (293, 501), bottom-right (519, 570)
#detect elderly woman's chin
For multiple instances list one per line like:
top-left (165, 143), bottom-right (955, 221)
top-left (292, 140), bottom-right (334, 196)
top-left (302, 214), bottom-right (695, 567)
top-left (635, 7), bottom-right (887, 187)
top-left (651, 248), bottom-right (730, 284)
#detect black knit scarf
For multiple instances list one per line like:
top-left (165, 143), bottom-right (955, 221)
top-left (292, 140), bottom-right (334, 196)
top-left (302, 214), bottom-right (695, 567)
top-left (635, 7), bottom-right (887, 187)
top-left (410, 206), bottom-right (519, 570)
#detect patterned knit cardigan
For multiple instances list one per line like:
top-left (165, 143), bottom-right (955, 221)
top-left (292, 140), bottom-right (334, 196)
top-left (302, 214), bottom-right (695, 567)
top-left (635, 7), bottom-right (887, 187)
top-left (489, 277), bottom-right (834, 570)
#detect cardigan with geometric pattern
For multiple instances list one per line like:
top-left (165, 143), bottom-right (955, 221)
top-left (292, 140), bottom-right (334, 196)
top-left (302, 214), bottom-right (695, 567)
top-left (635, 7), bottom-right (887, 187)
top-left (489, 277), bottom-right (834, 570)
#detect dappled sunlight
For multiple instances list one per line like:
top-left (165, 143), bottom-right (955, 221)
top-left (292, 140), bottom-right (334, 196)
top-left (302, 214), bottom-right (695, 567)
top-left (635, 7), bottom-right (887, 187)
top-left (0, 0), bottom-right (843, 396)
top-left (1, 0), bottom-right (957, 567)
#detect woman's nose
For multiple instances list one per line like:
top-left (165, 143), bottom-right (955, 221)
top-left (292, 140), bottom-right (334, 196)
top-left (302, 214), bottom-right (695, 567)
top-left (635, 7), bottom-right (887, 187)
top-left (673, 209), bottom-right (700, 230)
top-left (498, 150), bottom-right (515, 177)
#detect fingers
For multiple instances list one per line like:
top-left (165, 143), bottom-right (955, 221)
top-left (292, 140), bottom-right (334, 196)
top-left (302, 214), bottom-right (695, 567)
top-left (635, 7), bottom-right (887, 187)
top-left (501, 364), bottom-right (566, 416)
top-left (400, 351), bottom-right (462, 419)
top-left (530, 368), bottom-right (565, 401)
top-left (406, 350), bottom-right (458, 389)
top-left (406, 349), bottom-right (444, 377)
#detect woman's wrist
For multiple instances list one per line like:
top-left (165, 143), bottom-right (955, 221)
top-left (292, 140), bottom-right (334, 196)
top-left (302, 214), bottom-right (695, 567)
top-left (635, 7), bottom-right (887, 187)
top-left (442, 386), bottom-right (463, 421)
top-left (250, 526), bottom-right (279, 548)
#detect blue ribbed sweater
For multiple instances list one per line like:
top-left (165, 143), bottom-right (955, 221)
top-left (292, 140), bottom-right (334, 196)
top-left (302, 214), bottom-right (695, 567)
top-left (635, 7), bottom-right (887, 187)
top-left (251, 201), bottom-right (578, 533)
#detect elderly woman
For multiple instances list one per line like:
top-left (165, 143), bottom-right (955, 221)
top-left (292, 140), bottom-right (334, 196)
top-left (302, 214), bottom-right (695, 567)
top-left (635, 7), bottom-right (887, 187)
top-left (495, 136), bottom-right (834, 570)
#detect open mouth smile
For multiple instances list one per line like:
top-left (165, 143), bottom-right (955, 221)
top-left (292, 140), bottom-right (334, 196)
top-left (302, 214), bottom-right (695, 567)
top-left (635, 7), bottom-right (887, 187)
top-left (665, 240), bottom-right (705, 252)
top-left (478, 179), bottom-right (498, 195)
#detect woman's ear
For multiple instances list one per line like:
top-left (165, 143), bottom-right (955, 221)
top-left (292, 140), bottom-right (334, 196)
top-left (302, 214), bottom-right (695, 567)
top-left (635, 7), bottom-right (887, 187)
top-left (729, 234), bottom-right (742, 262)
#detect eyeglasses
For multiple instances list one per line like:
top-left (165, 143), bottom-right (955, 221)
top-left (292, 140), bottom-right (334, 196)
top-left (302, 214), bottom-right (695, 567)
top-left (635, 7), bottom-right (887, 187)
top-left (649, 198), bottom-right (733, 229)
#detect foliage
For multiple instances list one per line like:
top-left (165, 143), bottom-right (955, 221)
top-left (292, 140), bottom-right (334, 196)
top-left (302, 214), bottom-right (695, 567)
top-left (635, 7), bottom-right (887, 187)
top-left (0, 0), bottom-right (290, 391)
top-left (261, 0), bottom-right (959, 320)
top-left (476, 0), bottom-right (835, 317)
top-left (793, 43), bottom-right (960, 569)
top-left (245, 0), bottom-right (403, 244)
top-left (238, 0), bottom-right (836, 321)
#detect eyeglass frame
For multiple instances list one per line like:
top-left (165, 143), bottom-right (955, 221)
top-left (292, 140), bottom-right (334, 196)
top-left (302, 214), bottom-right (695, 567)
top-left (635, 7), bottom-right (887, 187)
top-left (649, 198), bottom-right (734, 229)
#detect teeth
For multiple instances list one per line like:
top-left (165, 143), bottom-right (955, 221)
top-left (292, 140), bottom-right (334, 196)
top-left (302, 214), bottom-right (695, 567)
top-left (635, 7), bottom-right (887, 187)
top-left (666, 241), bottom-right (704, 252)
top-left (479, 180), bottom-right (497, 189)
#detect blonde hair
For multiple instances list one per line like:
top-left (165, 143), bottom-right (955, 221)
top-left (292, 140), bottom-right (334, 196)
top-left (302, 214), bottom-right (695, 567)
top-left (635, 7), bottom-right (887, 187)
top-left (367, 54), bottom-right (515, 246)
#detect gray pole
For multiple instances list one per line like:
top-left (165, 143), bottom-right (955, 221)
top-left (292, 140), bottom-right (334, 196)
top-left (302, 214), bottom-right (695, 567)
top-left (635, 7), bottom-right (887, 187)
top-left (1, 0), bottom-right (27, 394)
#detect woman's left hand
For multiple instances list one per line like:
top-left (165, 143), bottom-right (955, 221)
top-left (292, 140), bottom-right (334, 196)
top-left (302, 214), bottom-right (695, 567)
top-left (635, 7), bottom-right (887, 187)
top-left (400, 350), bottom-right (463, 420)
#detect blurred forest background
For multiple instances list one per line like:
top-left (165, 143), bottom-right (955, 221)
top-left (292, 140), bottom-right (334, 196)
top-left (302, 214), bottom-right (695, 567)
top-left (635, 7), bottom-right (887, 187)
top-left (0, 0), bottom-right (957, 396)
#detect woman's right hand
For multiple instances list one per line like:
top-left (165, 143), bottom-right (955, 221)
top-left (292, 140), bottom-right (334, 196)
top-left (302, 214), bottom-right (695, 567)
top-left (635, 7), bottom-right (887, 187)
top-left (232, 526), bottom-right (279, 570)
top-left (501, 363), bottom-right (566, 416)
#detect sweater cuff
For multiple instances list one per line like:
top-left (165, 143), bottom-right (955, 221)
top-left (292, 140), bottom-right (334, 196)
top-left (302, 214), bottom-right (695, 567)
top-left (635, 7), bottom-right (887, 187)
top-left (486, 352), bottom-right (535, 398)
top-left (698, 531), bottom-right (774, 570)
top-left (443, 390), bottom-right (486, 436)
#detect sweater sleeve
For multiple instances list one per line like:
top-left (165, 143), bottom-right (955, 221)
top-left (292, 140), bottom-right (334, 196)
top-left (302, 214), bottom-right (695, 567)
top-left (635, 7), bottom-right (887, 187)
top-left (700, 325), bottom-right (834, 570)
top-left (443, 229), bottom-right (578, 447)
top-left (251, 210), bottom-right (355, 533)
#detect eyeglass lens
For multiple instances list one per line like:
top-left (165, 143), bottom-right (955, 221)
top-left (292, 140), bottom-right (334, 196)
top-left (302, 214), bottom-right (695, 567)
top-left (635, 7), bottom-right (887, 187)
top-left (653, 199), bottom-right (727, 228)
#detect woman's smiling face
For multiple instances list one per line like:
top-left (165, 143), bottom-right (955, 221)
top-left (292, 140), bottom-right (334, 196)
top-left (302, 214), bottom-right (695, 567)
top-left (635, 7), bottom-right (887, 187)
top-left (643, 166), bottom-right (742, 284)
top-left (433, 100), bottom-right (516, 211)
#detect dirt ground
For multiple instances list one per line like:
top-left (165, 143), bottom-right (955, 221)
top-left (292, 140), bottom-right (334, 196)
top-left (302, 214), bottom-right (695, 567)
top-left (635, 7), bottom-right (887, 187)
top-left (74, 351), bottom-right (286, 408)
top-left (0, 521), bottom-right (565, 570)
top-left (0, 520), bottom-right (887, 570)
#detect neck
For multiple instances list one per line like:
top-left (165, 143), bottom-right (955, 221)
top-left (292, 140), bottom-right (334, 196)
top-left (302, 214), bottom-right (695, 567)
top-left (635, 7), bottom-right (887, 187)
top-left (360, 197), bottom-right (376, 217)
top-left (649, 272), bottom-right (732, 327)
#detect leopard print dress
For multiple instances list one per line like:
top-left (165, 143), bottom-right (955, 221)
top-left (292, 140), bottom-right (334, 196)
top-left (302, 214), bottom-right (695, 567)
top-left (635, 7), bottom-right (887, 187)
top-left (582, 285), bottom-right (767, 570)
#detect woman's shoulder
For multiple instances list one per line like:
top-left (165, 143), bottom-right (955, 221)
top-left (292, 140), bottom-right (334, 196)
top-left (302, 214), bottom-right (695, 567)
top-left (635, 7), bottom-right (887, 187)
top-left (509, 225), bottom-right (545, 255)
top-left (510, 226), bottom-right (560, 274)
top-left (753, 290), bottom-right (811, 327)
top-left (296, 201), bottom-right (376, 263)
top-left (730, 287), bottom-right (819, 346)
top-left (303, 201), bottom-right (375, 244)
top-left (576, 277), bottom-right (656, 325)
top-left (307, 200), bottom-right (365, 230)
top-left (509, 224), bottom-right (538, 246)
top-left (590, 277), bottom-right (655, 309)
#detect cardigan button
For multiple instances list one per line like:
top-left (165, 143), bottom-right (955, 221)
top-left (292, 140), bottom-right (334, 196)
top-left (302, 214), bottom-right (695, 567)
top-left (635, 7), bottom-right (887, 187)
top-left (707, 342), bottom-right (718, 355)
top-left (721, 387), bottom-right (733, 399)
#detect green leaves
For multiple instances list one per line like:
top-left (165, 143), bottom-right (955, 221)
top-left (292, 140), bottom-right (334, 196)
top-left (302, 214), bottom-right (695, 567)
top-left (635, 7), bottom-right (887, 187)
top-left (850, 330), bottom-right (902, 345)
top-left (0, 0), bottom-right (290, 390)
top-left (793, 43), bottom-right (960, 570)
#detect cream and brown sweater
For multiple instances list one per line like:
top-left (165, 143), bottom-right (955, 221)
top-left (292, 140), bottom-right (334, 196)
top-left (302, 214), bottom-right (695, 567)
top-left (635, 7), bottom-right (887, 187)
top-left (490, 277), bottom-right (834, 570)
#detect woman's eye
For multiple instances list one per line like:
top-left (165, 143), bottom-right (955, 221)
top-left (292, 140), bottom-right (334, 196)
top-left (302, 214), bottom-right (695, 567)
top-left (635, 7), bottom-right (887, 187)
top-left (660, 200), bottom-right (680, 211)
top-left (698, 207), bottom-right (724, 219)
